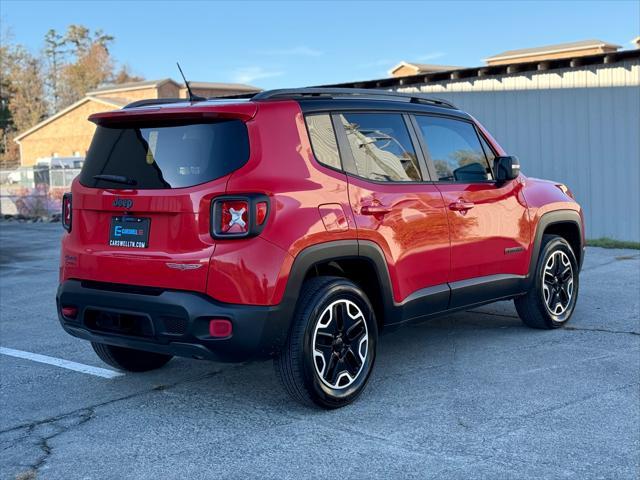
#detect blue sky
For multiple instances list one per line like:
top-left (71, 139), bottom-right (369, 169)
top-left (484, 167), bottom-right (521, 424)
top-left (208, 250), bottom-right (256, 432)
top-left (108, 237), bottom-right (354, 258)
top-left (3, 0), bottom-right (639, 89)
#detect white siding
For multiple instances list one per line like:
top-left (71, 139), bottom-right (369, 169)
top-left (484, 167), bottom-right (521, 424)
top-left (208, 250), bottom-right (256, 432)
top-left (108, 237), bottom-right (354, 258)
top-left (397, 59), bottom-right (640, 241)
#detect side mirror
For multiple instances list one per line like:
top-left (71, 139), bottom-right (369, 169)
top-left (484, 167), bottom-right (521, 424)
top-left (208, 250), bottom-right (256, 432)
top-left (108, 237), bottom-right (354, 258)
top-left (494, 156), bottom-right (520, 184)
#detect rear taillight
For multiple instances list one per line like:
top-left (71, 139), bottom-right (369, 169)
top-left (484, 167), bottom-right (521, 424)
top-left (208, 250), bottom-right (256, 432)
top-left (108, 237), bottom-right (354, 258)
top-left (220, 200), bottom-right (249, 234)
top-left (62, 193), bottom-right (72, 232)
top-left (211, 194), bottom-right (270, 239)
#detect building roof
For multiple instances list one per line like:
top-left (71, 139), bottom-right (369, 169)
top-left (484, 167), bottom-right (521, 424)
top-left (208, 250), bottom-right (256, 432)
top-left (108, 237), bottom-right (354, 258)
top-left (485, 39), bottom-right (622, 63)
top-left (14, 96), bottom-right (124, 142)
top-left (87, 78), bottom-right (178, 95)
top-left (185, 81), bottom-right (261, 92)
top-left (90, 96), bottom-right (130, 107)
top-left (388, 62), bottom-right (465, 76)
top-left (317, 48), bottom-right (640, 91)
top-left (88, 78), bottom-right (261, 95)
top-left (15, 79), bottom-right (263, 143)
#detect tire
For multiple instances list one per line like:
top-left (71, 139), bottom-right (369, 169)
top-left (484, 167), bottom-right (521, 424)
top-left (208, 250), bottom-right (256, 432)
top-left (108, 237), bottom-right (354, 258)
top-left (274, 276), bottom-right (378, 409)
top-left (515, 234), bottom-right (579, 329)
top-left (91, 342), bottom-right (173, 372)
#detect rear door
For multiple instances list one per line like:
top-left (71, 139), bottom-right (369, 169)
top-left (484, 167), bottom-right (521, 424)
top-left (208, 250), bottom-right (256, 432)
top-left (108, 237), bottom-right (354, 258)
top-left (68, 117), bottom-right (251, 292)
top-left (412, 114), bottom-right (530, 306)
top-left (334, 111), bottom-right (450, 309)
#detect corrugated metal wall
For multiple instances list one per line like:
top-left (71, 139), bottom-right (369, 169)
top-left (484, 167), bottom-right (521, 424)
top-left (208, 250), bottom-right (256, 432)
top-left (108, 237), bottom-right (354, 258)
top-left (398, 59), bottom-right (640, 241)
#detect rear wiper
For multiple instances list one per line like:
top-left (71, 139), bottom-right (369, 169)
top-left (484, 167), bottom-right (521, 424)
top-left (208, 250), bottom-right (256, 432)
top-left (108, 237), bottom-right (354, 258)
top-left (93, 174), bottom-right (137, 186)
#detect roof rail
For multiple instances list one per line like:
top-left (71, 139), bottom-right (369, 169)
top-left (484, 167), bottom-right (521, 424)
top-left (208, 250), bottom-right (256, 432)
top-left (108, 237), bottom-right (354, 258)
top-left (251, 88), bottom-right (458, 109)
top-left (123, 98), bottom-right (188, 109)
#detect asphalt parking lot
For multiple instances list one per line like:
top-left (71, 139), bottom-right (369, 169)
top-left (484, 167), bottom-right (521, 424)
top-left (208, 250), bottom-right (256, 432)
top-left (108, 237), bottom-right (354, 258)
top-left (0, 222), bottom-right (638, 480)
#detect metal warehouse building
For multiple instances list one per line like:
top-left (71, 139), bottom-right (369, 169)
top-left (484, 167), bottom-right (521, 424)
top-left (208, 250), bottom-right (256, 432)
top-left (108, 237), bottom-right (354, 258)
top-left (328, 43), bottom-right (640, 242)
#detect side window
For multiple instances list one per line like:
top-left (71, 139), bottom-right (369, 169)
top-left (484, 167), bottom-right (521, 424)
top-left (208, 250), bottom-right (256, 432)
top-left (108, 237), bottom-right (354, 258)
top-left (479, 133), bottom-right (496, 167)
top-left (415, 116), bottom-right (493, 182)
top-left (337, 113), bottom-right (421, 182)
top-left (305, 114), bottom-right (341, 170)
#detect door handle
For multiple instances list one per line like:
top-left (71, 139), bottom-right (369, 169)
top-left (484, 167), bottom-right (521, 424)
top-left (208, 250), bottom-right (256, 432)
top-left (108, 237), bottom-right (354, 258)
top-left (361, 204), bottom-right (392, 216)
top-left (448, 200), bottom-right (475, 211)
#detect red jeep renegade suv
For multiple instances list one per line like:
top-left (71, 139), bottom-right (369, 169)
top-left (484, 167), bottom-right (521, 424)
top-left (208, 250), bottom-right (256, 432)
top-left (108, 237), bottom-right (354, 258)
top-left (57, 88), bottom-right (585, 408)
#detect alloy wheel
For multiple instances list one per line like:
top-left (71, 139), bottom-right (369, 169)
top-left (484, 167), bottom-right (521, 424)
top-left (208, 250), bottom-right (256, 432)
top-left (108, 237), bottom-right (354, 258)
top-left (542, 250), bottom-right (574, 317)
top-left (312, 299), bottom-right (369, 389)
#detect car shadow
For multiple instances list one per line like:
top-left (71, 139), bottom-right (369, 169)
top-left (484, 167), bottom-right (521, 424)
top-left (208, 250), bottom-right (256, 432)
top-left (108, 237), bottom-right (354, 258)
top-left (137, 307), bottom-right (528, 416)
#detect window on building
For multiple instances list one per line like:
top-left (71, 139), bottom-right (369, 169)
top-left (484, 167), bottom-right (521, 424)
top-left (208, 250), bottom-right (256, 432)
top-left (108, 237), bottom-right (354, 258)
top-left (415, 116), bottom-right (493, 182)
top-left (338, 113), bottom-right (421, 182)
top-left (305, 114), bottom-right (341, 170)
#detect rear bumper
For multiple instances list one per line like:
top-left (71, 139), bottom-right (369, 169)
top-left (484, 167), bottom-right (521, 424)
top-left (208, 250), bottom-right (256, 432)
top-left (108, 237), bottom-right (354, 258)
top-left (56, 280), bottom-right (290, 362)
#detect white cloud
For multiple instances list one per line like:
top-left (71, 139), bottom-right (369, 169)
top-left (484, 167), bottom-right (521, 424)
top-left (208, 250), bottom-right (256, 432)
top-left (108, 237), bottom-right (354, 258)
top-left (417, 52), bottom-right (446, 62)
top-left (259, 46), bottom-right (323, 57)
top-left (231, 66), bottom-right (284, 84)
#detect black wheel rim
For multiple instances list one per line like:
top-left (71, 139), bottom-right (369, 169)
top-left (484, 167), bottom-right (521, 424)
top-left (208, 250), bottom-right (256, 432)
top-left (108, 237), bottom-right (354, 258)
top-left (312, 299), bottom-right (369, 389)
top-left (542, 250), bottom-right (574, 317)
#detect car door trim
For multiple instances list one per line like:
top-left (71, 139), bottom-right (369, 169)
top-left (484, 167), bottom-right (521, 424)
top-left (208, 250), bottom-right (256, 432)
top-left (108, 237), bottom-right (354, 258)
top-left (283, 239), bottom-right (531, 329)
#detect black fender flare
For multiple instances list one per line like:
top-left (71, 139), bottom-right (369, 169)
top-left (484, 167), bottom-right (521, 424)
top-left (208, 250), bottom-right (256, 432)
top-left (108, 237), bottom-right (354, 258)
top-left (527, 210), bottom-right (584, 286)
top-left (277, 240), bottom-right (396, 325)
top-left (277, 239), bottom-right (450, 332)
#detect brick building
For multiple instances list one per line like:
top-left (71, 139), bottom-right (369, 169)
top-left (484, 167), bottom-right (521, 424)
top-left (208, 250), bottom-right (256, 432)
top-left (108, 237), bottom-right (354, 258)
top-left (13, 79), bottom-right (260, 166)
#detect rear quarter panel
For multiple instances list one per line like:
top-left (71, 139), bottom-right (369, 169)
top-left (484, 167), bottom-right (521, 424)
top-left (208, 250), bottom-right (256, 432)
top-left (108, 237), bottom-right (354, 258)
top-left (207, 101), bottom-right (357, 305)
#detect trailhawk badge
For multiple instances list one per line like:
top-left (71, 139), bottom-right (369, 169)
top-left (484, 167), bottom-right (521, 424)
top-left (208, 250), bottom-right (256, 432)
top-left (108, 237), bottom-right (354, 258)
top-left (165, 263), bottom-right (203, 271)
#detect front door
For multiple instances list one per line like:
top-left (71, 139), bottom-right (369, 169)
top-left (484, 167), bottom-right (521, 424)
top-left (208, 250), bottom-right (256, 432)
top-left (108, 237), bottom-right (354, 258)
top-left (333, 112), bottom-right (450, 311)
top-left (412, 114), bottom-right (530, 307)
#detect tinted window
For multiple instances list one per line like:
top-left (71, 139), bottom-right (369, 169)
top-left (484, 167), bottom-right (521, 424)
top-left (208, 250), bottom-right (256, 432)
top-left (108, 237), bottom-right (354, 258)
top-left (80, 120), bottom-right (249, 189)
top-left (305, 114), bottom-right (341, 169)
top-left (338, 113), bottom-right (421, 182)
top-left (479, 133), bottom-right (496, 167)
top-left (416, 116), bottom-right (493, 182)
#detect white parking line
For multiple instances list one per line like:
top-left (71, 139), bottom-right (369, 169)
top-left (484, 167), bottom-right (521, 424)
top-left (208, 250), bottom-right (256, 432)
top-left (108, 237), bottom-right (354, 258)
top-left (0, 347), bottom-right (124, 379)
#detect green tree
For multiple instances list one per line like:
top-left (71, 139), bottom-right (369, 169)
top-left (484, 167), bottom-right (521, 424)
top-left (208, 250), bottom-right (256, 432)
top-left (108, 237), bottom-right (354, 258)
top-left (43, 29), bottom-right (66, 111)
top-left (55, 25), bottom-right (115, 107)
top-left (65, 25), bottom-right (114, 54)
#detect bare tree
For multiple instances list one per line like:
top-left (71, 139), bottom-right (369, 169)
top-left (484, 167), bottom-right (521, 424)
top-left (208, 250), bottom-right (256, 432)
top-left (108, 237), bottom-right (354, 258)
top-left (0, 24), bottom-right (143, 165)
top-left (0, 41), bottom-right (47, 167)
top-left (112, 64), bottom-right (144, 84)
top-left (58, 42), bottom-right (114, 107)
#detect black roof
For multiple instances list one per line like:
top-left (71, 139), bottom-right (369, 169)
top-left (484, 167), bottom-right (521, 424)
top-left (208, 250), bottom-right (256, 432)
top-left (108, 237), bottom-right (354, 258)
top-left (296, 97), bottom-right (471, 119)
top-left (251, 88), bottom-right (458, 109)
top-left (123, 87), bottom-right (469, 117)
top-left (252, 88), bottom-right (468, 117)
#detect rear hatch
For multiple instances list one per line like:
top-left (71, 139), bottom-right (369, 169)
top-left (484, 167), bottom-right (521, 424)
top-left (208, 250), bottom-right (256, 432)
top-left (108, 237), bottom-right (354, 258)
top-left (68, 102), bottom-right (256, 292)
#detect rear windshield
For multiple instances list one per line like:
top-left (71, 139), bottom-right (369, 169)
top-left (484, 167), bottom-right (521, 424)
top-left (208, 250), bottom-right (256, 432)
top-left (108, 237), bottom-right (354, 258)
top-left (79, 120), bottom-right (249, 189)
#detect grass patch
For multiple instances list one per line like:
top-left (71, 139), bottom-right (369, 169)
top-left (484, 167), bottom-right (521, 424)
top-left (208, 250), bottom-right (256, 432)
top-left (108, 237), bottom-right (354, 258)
top-left (587, 237), bottom-right (640, 250)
